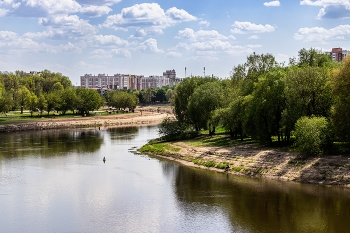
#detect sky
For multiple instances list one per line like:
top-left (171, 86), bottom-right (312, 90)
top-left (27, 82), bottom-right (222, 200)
top-left (1, 0), bottom-right (350, 85)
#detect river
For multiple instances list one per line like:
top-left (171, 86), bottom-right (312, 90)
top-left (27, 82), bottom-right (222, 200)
top-left (0, 126), bottom-right (350, 232)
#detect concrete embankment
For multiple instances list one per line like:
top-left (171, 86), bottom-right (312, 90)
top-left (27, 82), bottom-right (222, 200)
top-left (0, 112), bottom-right (166, 132)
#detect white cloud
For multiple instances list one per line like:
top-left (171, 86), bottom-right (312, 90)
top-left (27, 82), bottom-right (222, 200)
top-left (165, 51), bottom-right (182, 58)
top-left (80, 5), bottom-right (112, 17)
top-left (231, 21), bottom-right (276, 34)
top-left (76, 0), bottom-right (121, 6)
top-left (300, 0), bottom-right (349, 6)
top-left (176, 28), bottom-right (229, 41)
top-left (38, 15), bottom-right (96, 39)
top-left (0, 8), bottom-right (8, 16)
top-left (199, 20), bottom-right (210, 27)
top-left (248, 35), bottom-right (260, 39)
top-left (102, 3), bottom-right (197, 34)
top-left (137, 38), bottom-right (163, 53)
top-left (0, 30), bottom-right (82, 53)
top-left (94, 35), bottom-right (129, 46)
top-left (300, 0), bottom-right (350, 19)
top-left (294, 24), bottom-right (350, 42)
top-left (264, 1), bottom-right (280, 7)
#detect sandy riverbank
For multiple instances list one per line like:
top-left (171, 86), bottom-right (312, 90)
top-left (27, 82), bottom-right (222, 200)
top-left (143, 140), bottom-right (350, 188)
top-left (0, 111), bottom-right (168, 132)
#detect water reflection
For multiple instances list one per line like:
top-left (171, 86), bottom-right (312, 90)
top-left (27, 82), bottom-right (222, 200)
top-left (0, 129), bottom-right (103, 159)
top-left (107, 126), bottom-right (139, 141)
top-left (169, 164), bottom-right (350, 233)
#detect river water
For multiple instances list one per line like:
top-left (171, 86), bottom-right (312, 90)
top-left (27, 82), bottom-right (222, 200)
top-left (0, 126), bottom-right (350, 233)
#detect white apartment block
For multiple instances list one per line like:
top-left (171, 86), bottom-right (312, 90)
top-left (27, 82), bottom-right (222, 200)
top-left (80, 70), bottom-right (183, 91)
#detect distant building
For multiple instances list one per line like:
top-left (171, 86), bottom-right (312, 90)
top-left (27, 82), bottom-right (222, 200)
top-left (330, 48), bottom-right (349, 62)
top-left (80, 69), bottom-right (183, 91)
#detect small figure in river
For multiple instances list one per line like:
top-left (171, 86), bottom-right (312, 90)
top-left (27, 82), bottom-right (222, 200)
top-left (103, 157), bottom-right (106, 163)
top-left (225, 164), bottom-right (230, 172)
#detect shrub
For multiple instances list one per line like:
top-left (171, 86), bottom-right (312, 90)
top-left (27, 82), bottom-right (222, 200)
top-left (158, 116), bottom-right (196, 141)
top-left (293, 116), bottom-right (333, 155)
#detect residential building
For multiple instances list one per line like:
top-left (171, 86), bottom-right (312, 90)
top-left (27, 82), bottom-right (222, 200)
top-left (330, 48), bottom-right (349, 62)
top-left (80, 69), bottom-right (182, 90)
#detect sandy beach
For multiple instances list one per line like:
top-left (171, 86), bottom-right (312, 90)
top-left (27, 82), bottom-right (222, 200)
top-left (0, 108), bottom-right (169, 132)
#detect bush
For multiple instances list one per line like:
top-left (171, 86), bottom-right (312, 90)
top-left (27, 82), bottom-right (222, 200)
top-left (293, 116), bottom-right (333, 155)
top-left (158, 116), bottom-right (196, 141)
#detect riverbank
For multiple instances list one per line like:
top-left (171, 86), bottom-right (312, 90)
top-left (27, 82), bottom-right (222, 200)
top-left (0, 110), bottom-right (168, 132)
top-left (141, 137), bottom-right (350, 188)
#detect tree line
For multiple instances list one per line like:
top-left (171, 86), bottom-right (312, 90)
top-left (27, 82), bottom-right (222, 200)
top-left (162, 48), bottom-right (349, 155)
top-left (0, 69), bottom-right (174, 116)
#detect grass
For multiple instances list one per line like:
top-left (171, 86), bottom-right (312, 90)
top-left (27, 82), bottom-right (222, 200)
top-left (139, 142), bottom-right (180, 155)
top-left (0, 110), bottom-right (136, 125)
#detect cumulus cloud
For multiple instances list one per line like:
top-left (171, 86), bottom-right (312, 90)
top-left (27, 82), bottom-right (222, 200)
top-left (76, 0), bottom-right (121, 6)
top-left (231, 21), bottom-right (276, 34)
top-left (0, 30), bottom-right (82, 53)
top-left (300, 0), bottom-right (349, 6)
top-left (38, 15), bottom-right (97, 39)
top-left (264, 1), bottom-right (280, 7)
top-left (9, 0), bottom-right (80, 17)
top-left (294, 24), bottom-right (350, 42)
top-left (94, 35), bottom-right (129, 46)
top-left (101, 3), bottom-right (197, 35)
top-left (80, 5), bottom-right (112, 17)
top-left (176, 28), bottom-right (228, 41)
top-left (138, 38), bottom-right (163, 53)
top-left (300, 0), bottom-right (350, 19)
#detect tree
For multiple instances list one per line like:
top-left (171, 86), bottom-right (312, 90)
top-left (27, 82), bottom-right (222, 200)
top-left (187, 81), bottom-right (224, 133)
top-left (17, 86), bottom-right (31, 114)
top-left (293, 116), bottom-right (333, 155)
top-left (37, 94), bottom-right (47, 116)
top-left (245, 68), bottom-right (286, 144)
top-left (27, 92), bottom-right (38, 117)
top-left (331, 57), bottom-right (350, 142)
top-left (0, 85), bottom-right (14, 114)
top-left (75, 88), bottom-right (104, 115)
top-left (173, 76), bottom-right (217, 126)
top-left (109, 91), bottom-right (138, 111)
top-left (60, 87), bottom-right (77, 114)
top-left (283, 66), bottom-right (332, 140)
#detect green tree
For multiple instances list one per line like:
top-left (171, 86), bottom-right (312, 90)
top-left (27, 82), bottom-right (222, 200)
top-left (109, 91), bottom-right (138, 111)
top-left (27, 92), bottom-right (38, 117)
top-left (187, 81), bottom-right (224, 133)
top-left (244, 69), bottom-right (286, 144)
top-left (293, 116), bottom-right (333, 155)
top-left (75, 88), bottom-right (104, 115)
top-left (0, 85), bottom-right (14, 114)
top-left (60, 87), bottom-right (77, 114)
top-left (331, 57), bottom-right (350, 142)
top-left (37, 94), bottom-right (47, 116)
top-left (283, 66), bottom-right (332, 141)
top-left (17, 86), bottom-right (31, 114)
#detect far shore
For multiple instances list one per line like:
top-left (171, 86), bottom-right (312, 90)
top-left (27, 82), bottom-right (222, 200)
top-left (0, 108), bottom-right (169, 132)
top-left (141, 139), bottom-right (350, 188)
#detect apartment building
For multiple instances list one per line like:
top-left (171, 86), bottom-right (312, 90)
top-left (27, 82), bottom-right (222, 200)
top-left (81, 70), bottom-right (183, 91)
top-left (330, 48), bottom-right (349, 62)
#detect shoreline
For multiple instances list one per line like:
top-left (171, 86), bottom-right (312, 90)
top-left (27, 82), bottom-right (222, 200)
top-left (141, 140), bottom-right (350, 188)
top-left (0, 111), bottom-right (167, 132)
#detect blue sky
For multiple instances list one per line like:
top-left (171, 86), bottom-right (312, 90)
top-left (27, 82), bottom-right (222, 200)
top-left (1, 0), bottom-right (350, 85)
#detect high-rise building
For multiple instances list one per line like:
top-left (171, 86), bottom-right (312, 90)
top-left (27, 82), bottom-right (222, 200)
top-left (80, 69), bottom-right (182, 90)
